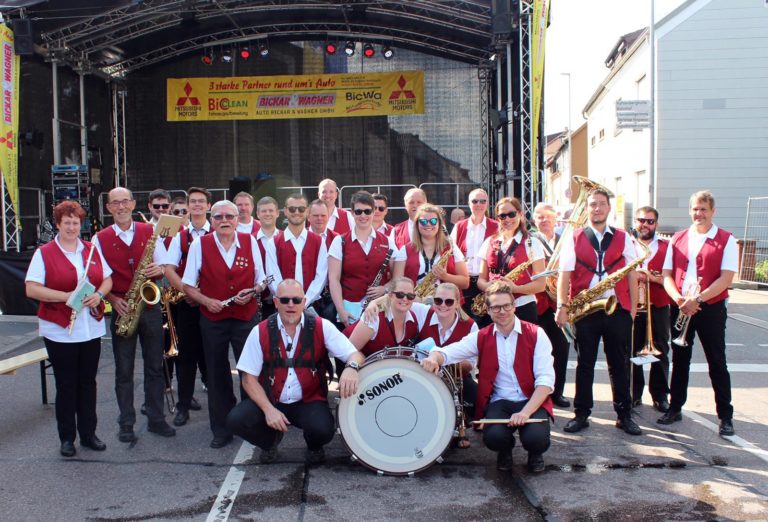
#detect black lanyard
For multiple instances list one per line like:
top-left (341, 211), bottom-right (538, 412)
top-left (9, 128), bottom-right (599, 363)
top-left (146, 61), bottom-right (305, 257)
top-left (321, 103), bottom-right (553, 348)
top-left (418, 249), bottom-right (439, 280)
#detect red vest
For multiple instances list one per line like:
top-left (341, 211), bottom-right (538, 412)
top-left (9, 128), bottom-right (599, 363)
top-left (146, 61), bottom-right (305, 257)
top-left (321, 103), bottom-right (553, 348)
top-left (332, 208), bottom-right (352, 235)
top-left (670, 227), bottom-right (731, 304)
top-left (257, 315), bottom-right (328, 403)
top-left (402, 243), bottom-right (457, 286)
top-left (37, 241), bottom-right (105, 328)
top-left (454, 217), bottom-right (499, 256)
top-left (249, 219), bottom-right (261, 237)
top-left (349, 310), bottom-right (419, 357)
top-left (570, 228), bottom-right (631, 311)
top-left (96, 222), bottom-right (154, 298)
top-left (322, 228), bottom-right (338, 249)
top-left (340, 230), bottom-right (392, 302)
top-left (274, 230), bottom-right (322, 292)
top-left (165, 228), bottom-right (196, 277)
top-left (485, 236), bottom-right (533, 299)
top-left (475, 321), bottom-right (553, 420)
top-left (417, 310), bottom-right (475, 347)
top-left (198, 233), bottom-right (257, 321)
top-left (393, 220), bottom-right (411, 249)
top-left (646, 238), bottom-right (672, 307)
top-left (378, 223), bottom-right (394, 235)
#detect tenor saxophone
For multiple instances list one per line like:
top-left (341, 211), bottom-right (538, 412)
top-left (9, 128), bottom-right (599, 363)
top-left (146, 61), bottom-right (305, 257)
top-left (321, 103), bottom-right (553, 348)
top-left (115, 229), bottom-right (162, 338)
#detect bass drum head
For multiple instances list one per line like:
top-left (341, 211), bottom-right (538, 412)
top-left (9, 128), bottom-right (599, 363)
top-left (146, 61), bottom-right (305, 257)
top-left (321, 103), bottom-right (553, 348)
top-left (337, 354), bottom-right (457, 476)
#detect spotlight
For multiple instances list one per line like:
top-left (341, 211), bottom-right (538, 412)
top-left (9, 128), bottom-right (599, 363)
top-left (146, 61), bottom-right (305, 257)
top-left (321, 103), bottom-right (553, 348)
top-left (344, 41), bottom-right (355, 57)
top-left (258, 42), bottom-right (269, 57)
top-left (382, 45), bottom-right (394, 60)
top-left (240, 46), bottom-right (250, 60)
top-left (201, 50), bottom-right (214, 65)
top-left (325, 42), bottom-right (337, 55)
top-left (222, 48), bottom-right (232, 63)
top-left (363, 43), bottom-right (375, 58)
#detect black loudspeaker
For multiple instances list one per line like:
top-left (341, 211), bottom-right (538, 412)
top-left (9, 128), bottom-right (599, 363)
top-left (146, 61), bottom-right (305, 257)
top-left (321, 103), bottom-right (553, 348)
top-left (229, 176), bottom-right (252, 199)
top-left (11, 19), bottom-right (35, 56)
top-left (252, 172), bottom-right (276, 204)
top-left (491, 0), bottom-right (515, 36)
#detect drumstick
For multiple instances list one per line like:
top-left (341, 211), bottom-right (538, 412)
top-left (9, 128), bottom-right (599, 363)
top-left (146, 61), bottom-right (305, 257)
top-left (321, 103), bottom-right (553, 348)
top-left (471, 418), bottom-right (549, 425)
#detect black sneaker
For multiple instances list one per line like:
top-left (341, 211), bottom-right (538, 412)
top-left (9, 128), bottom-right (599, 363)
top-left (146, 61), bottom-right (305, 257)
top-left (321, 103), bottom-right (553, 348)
top-left (563, 415), bottom-right (590, 433)
top-left (259, 432), bottom-right (283, 463)
top-left (657, 410), bottom-right (682, 425)
top-left (615, 416), bottom-right (642, 436)
top-left (118, 425), bottom-right (136, 443)
top-left (306, 448), bottom-right (326, 465)
top-left (173, 409), bottom-right (190, 427)
top-left (719, 419), bottom-right (735, 436)
top-left (527, 453), bottom-right (545, 473)
top-left (148, 421), bottom-right (176, 437)
top-left (189, 397), bottom-right (202, 411)
top-left (551, 395), bottom-right (571, 408)
top-left (60, 440), bottom-right (76, 457)
top-left (81, 434), bottom-right (107, 451)
top-left (496, 449), bottom-right (513, 471)
top-left (652, 399), bottom-right (670, 413)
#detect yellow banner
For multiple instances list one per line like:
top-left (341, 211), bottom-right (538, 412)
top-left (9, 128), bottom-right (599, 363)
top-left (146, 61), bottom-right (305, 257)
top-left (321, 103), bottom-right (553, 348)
top-left (0, 25), bottom-right (20, 215)
top-left (531, 0), bottom-right (550, 188)
top-left (167, 71), bottom-right (425, 121)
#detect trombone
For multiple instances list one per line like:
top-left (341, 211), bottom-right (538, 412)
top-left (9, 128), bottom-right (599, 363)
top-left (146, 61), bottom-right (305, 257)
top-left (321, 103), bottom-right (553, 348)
top-left (672, 278), bottom-right (702, 347)
top-left (635, 269), bottom-right (662, 357)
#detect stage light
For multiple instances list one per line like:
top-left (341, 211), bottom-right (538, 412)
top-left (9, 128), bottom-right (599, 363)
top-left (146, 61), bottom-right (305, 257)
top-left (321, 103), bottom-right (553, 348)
top-left (382, 45), bottom-right (394, 59)
top-left (201, 50), bottom-right (214, 65)
top-left (222, 48), bottom-right (232, 63)
top-left (344, 41), bottom-right (355, 56)
top-left (363, 43), bottom-right (375, 58)
top-left (240, 46), bottom-right (250, 60)
top-left (325, 42), bottom-right (337, 55)
top-left (259, 42), bottom-right (269, 57)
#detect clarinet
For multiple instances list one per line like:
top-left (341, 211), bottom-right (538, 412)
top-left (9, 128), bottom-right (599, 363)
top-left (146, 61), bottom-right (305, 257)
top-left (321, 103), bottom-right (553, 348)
top-left (362, 248), bottom-right (393, 311)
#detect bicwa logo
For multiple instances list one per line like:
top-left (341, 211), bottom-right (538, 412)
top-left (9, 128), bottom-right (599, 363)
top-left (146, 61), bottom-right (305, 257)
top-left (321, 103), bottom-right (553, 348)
top-left (357, 372), bottom-right (404, 406)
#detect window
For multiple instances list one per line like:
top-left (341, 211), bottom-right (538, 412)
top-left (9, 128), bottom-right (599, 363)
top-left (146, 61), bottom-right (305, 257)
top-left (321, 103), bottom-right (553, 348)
top-left (599, 129), bottom-right (605, 141)
top-left (591, 136), bottom-right (596, 147)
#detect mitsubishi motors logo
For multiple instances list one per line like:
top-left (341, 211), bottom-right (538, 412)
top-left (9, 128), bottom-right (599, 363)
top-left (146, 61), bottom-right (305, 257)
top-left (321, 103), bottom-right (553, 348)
top-left (0, 131), bottom-right (13, 150)
top-left (176, 82), bottom-right (200, 106)
top-left (389, 75), bottom-right (415, 100)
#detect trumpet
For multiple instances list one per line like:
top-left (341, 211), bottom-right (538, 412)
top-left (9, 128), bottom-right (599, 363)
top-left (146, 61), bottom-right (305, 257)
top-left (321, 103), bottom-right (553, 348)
top-left (635, 269), bottom-right (662, 357)
top-left (672, 278), bottom-right (702, 347)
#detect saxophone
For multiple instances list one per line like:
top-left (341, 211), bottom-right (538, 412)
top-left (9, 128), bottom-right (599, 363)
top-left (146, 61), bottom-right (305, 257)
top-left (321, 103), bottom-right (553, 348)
top-left (563, 238), bottom-right (650, 340)
top-left (414, 243), bottom-right (453, 299)
top-left (115, 228), bottom-right (163, 338)
top-left (471, 238), bottom-right (535, 316)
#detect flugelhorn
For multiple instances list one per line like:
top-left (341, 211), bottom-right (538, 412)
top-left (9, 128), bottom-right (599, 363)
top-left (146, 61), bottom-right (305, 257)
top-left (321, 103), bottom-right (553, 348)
top-left (672, 277), bottom-right (702, 347)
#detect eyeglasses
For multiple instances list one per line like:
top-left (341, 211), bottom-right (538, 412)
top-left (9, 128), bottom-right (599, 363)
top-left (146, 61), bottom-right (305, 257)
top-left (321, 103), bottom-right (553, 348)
top-left (353, 208), bottom-right (373, 215)
top-left (488, 303), bottom-right (514, 313)
top-left (108, 199), bottom-right (133, 207)
top-left (496, 211), bottom-right (518, 220)
top-left (152, 203), bottom-right (170, 210)
top-left (432, 297), bottom-right (456, 307)
top-left (286, 206), bottom-right (307, 214)
top-left (471, 199), bottom-right (487, 204)
top-left (418, 217), bottom-right (439, 227)
top-left (391, 291), bottom-right (416, 301)
top-left (277, 296), bottom-right (303, 305)
top-left (635, 218), bottom-right (656, 225)
top-left (212, 214), bottom-right (236, 221)
top-left (375, 206), bottom-right (387, 212)
top-left (172, 209), bottom-right (188, 216)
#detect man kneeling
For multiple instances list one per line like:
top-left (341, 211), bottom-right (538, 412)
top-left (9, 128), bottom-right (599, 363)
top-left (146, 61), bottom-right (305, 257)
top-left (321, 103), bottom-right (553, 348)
top-left (227, 279), bottom-right (364, 464)
top-left (421, 281), bottom-right (554, 473)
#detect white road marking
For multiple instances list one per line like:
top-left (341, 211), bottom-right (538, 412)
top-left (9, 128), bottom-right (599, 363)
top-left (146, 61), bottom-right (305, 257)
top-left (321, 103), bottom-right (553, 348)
top-left (725, 343), bottom-right (744, 346)
top-left (683, 410), bottom-right (768, 465)
top-left (730, 313), bottom-right (768, 330)
top-left (207, 441), bottom-right (255, 522)
top-left (759, 344), bottom-right (768, 347)
top-left (567, 362), bottom-right (768, 372)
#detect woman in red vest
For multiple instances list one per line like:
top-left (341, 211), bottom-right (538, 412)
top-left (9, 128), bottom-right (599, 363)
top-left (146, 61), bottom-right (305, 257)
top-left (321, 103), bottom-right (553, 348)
top-left (25, 201), bottom-right (112, 458)
top-left (393, 204), bottom-right (469, 294)
top-left (346, 277), bottom-right (430, 357)
top-left (477, 197), bottom-right (546, 324)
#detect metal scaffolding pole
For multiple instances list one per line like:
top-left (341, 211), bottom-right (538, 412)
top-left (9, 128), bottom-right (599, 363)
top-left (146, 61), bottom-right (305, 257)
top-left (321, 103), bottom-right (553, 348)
top-left (518, 1), bottom-right (533, 215)
top-left (505, 41), bottom-right (514, 198)
top-left (52, 62), bottom-right (62, 165)
top-left (495, 53), bottom-right (504, 199)
top-left (478, 67), bottom-right (493, 194)
top-left (111, 83), bottom-right (127, 188)
top-left (79, 72), bottom-right (88, 165)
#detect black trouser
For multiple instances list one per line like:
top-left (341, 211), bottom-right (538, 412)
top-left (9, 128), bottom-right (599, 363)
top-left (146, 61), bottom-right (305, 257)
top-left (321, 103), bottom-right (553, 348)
top-left (227, 398), bottom-right (335, 451)
top-left (172, 301), bottom-right (207, 411)
top-left (483, 400), bottom-right (550, 455)
top-left (631, 305), bottom-right (670, 403)
top-left (538, 308), bottom-right (570, 397)
top-left (200, 316), bottom-right (258, 438)
top-left (573, 309), bottom-right (632, 418)
top-left (110, 306), bottom-right (165, 427)
top-left (44, 337), bottom-right (101, 443)
top-left (515, 301), bottom-right (539, 325)
top-left (669, 300), bottom-right (733, 419)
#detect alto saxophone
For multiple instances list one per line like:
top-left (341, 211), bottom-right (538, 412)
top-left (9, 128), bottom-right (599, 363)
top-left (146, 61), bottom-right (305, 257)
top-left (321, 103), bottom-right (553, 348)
top-left (414, 245), bottom-right (453, 299)
top-left (471, 238), bottom-right (535, 316)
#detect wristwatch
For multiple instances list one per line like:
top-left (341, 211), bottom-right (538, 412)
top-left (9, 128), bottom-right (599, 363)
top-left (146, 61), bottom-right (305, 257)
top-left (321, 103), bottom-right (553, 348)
top-left (695, 295), bottom-right (704, 304)
top-left (345, 361), bottom-right (360, 371)
top-left (96, 290), bottom-right (105, 299)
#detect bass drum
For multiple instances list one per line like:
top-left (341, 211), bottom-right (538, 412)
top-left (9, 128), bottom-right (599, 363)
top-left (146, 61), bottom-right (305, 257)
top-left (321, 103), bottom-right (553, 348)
top-left (337, 347), bottom-right (459, 476)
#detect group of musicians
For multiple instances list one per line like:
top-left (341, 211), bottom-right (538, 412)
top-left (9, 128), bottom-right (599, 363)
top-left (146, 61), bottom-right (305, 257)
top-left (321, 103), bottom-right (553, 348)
top-left (25, 180), bottom-right (737, 475)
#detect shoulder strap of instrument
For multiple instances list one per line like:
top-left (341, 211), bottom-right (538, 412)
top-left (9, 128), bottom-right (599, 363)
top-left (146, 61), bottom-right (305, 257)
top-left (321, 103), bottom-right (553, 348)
top-left (497, 238), bottom-right (520, 272)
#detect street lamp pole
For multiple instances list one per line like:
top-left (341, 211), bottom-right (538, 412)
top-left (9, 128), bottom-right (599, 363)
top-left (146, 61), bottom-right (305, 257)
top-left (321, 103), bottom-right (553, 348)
top-left (561, 72), bottom-right (573, 201)
top-left (649, 0), bottom-right (656, 207)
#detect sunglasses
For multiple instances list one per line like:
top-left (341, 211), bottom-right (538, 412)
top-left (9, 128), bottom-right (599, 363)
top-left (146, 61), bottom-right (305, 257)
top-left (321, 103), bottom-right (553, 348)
top-left (432, 297), bottom-right (456, 307)
top-left (287, 206), bottom-right (307, 214)
top-left (496, 211), bottom-right (518, 220)
top-left (471, 199), bottom-right (487, 204)
top-left (152, 203), bottom-right (170, 210)
top-left (636, 218), bottom-right (656, 225)
top-left (375, 206), bottom-right (387, 212)
top-left (277, 296), bottom-right (303, 305)
top-left (418, 217), bottom-right (439, 226)
top-left (391, 291), bottom-right (416, 301)
top-left (488, 303), bottom-right (514, 313)
top-left (353, 208), bottom-right (373, 215)
top-left (212, 214), bottom-right (236, 221)
top-left (172, 209), bottom-right (188, 216)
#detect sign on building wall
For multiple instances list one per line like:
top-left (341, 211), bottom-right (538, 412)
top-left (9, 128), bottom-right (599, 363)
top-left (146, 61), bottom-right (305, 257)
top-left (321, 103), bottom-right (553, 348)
top-left (167, 71), bottom-right (424, 122)
top-left (616, 99), bottom-right (650, 129)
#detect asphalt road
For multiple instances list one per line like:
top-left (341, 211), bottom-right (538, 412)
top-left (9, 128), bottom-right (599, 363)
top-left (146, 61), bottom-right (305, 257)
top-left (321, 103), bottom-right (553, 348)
top-left (1, 288), bottom-right (767, 521)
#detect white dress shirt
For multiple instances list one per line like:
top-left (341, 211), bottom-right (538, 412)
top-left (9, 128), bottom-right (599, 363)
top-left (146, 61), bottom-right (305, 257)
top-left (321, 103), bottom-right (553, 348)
top-left (181, 231), bottom-right (265, 288)
top-left (662, 224), bottom-right (738, 295)
top-left (478, 231), bottom-right (545, 307)
top-left (265, 227), bottom-right (329, 307)
top-left (26, 236), bottom-right (113, 342)
top-left (428, 311), bottom-right (480, 346)
top-left (237, 314), bottom-right (358, 404)
top-left (450, 216), bottom-right (489, 275)
top-left (236, 218), bottom-right (258, 234)
top-left (328, 227), bottom-right (398, 259)
top-left (436, 320), bottom-right (555, 403)
top-left (164, 221), bottom-right (210, 266)
top-left (389, 219), bottom-right (415, 245)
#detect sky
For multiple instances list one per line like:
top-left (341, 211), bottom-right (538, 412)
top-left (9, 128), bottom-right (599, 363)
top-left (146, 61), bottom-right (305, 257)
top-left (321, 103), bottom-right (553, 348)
top-left (544, 0), bottom-right (688, 135)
